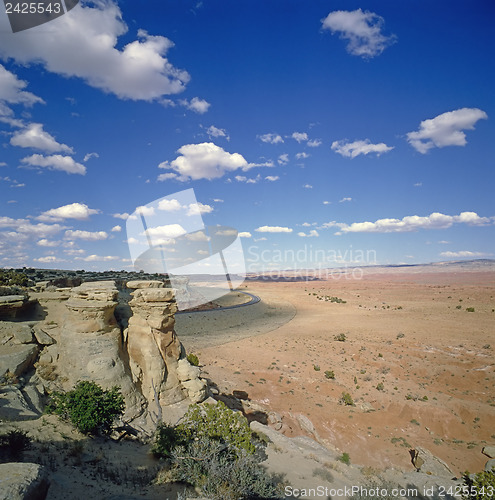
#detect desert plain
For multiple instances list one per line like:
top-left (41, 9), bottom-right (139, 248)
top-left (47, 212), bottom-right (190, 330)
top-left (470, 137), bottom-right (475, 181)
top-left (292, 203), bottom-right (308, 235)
top-left (178, 264), bottom-right (495, 476)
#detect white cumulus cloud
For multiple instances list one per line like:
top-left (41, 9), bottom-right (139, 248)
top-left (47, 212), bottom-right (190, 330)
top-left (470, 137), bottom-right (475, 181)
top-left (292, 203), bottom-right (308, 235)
top-left (265, 176), bottom-right (279, 181)
top-left (65, 230), bottom-right (108, 241)
top-left (335, 211), bottom-right (491, 234)
top-left (111, 225), bottom-right (122, 232)
top-left (238, 232), bottom-right (252, 238)
top-left (278, 154), bottom-right (289, 165)
top-left (11, 123), bottom-right (73, 153)
top-left (158, 142), bottom-right (250, 181)
top-left (440, 250), bottom-right (492, 258)
top-left (331, 139), bottom-right (393, 158)
top-left (321, 8), bottom-right (396, 58)
top-left (258, 133), bottom-right (284, 144)
top-left (298, 230), bottom-right (319, 238)
top-left (255, 226), bottom-right (293, 233)
top-left (21, 154), bottom-right (86, 175)
top-left (180, 97), bottom-right (210, 114)
top-left (406, 108), bottom-right (488, 154)
top-left (292, 132), bottom-right (308, 143)
top-left (0, 2), bottom-right (190, 101)
top-left (206, 125), bottom-right (229, 140)
top-left (0, 64), bottom-right (43, 110)
top-left (38, 203), bottom-right (99, 222)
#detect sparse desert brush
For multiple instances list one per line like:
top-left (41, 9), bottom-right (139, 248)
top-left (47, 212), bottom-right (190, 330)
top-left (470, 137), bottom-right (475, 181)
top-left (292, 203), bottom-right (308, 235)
top-left (186, 353), bottom-right (200, 366)
top-left (466, 307), bottom-right (475, 312)
top-left (396, 332), bottom-right (405, 339)
top-left (462, 469), bottom-right (495, 499)
top-left (376, 382), bottom-right (384, 391)
top-left (313, 364), bottom-right (320, 371)
top-left (339, 392), bottom-right (354, 406)
top-left (334, 333), bottom-right (347, 342)
top-left (337, 452), bottom-right (350, 465)
top-left (35, 361), bottom-right (58, 381)
top-left (0, 429), bottom-right (31, 459)
top-left (324, 370), bottom-right (335, 379)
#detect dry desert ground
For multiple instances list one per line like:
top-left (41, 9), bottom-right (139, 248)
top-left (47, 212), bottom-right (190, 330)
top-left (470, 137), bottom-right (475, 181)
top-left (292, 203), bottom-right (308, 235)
top-left (179, 267), bottom-right (495, 475)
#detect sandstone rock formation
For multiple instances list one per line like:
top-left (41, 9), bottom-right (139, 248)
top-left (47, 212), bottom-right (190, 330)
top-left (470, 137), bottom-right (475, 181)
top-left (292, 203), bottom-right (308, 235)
top-left (57, 281), bottom-right (144, 421)
top-left (126, 281), bottom-right (207, 418)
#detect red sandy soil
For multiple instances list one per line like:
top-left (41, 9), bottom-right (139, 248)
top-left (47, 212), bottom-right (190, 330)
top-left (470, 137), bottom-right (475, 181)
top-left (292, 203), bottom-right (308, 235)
top-left (197, 270), bottom-right (495, 475)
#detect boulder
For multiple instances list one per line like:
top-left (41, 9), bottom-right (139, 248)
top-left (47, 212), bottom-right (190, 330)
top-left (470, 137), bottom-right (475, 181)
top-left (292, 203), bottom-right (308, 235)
top-left (482, 446), bottom-right (495, 459)
top-left (12, 325), bottom-right (34, 345)
top-left (32, 327), bottom-right (55, 346)
top-left (0, 344), bottom-right (39, 377)
top-left (177, 358), bottom-right (201, 382)
top-left (485, 459), bottom-right (495, 472)
top-left (0, 462), bottom-right (49, 500)
top-left (0, 386), bottom-right (40, 420)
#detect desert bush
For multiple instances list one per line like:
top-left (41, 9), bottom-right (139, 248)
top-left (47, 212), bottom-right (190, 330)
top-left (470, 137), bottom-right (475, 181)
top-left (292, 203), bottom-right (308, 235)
top-left (462, 469), bottom-right (495, 499)
top-left (334, 333), bottom-right (347, 342)
top-left (170, 437), bottom-right (282, 499)
top-left (176, 401), bottom-right (255, 456)
top-left (152, 402), bottom-right (284, 499)
top-left (466, 307), bottom-right (475, 312)
top-left (337, 452), bottom-right (350, 465)
top-left (0, 429), bottom-right (31, 459)
top-left (186, 353), bottom-right (200, 366)
top-left (0, 269), bottom-right (31, 287)
top-left (324, 370), bottom-right (335, 380)
top-left (313, 364), bottom-right (320, 371)
top-left (47, 381), bottom-right (124, 435)
top-left (339, 392), bottom-right (354, 406)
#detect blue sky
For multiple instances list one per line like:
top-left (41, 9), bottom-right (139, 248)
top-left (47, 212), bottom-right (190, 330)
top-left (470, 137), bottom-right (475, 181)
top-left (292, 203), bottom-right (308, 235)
top-left (0, 0), bottom-right (494, 272)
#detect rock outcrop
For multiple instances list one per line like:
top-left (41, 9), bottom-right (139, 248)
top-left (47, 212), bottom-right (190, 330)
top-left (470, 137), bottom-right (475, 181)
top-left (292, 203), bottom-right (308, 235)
top-left (0, 462), bottom-right (49, 500)
top-left (126, 281), bottom-right (207, 417)
top-left (58, 281), bottom-right (144, 421)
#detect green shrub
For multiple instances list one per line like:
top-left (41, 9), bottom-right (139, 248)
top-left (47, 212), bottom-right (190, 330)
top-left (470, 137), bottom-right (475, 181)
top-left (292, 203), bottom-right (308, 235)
top-left (334, 333), bottom-right (347, 342)
top-left (340, 392), bottom-right (354, 406)
top-left (376, 382), bottom-right (384, 391)
top-left (47, 381), bottom-right (124, 435)
top-left (338, 452), bottom-right (351, 465)
top-left (466, 307), bottom-right (475, 313)
top-left (0, 269), bottom-right (31, 287)
top-left (176, 401), bottom-right (255, 456)
top-left (462, 469), bottom-right (495, 499)
top-left (170, 437), bottom-right (282, 499)
top-left (313, 364), bottom-right (321, 371)
top-left (186, 353), bottom-right (200, 366)
top-left (153, 402), bottom-right (284, 499)
top-left (324, 370), bottom-right (335, 380)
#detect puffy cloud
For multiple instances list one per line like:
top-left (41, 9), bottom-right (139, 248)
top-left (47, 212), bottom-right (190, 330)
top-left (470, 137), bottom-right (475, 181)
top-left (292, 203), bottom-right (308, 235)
top-left (37, 203), bottom-right (99, 222)
top-left (258, 133), bottom-right (284, 144)
top-left (298, 230), bottom-right (319, 238)
top-left (296, 152), bottom-right (310, 160)
top-left (158, 199), bottom-right (182, 211)
top-left (187, 202), bottom-right (213, 216)
top-left (303, 184), bottom-right (313, 189)
top-left (238, 232), bottom-right (252, 238)
top-left (65, 230), bottom-right (108, 241)
top-left (265, 176), bottom-right (279, 181)
top-left (335, 211), bottom-right (491, 234)
top-left (158, 143), bottom-right (250, 181)
top-left (255, 226), bottom-right (293, 233)
top-left (180, 97), bottom-right (210, 114)
top-left (321, 9), bottom-right (396, 58)
top-left (11, 123), bottom-right (73, 153)
top-left (113, 212), bottom-right (130, 220)
top-left (37, 239), bottom-right (59, 247)
top-left (80, 254), bottom-right (120, 262)
top-left (406, 108), bottom-right (488, 153)
top-left (307, 139), bottom-right (322, 147)
top-left (323, 201), bottom-right (331, 205)
top-left (292, 132), bottom-right (308, 143)
top-left (206, 125), bottom-right (229, 140)
top-left (144, 224), bottom-right (187, 245)
top-left (278, 154), bottom-right (289, 165)
top-left (0, 2), bottom-right (190, 100)
top-left (235, 175), bottom-right (259, 184)
top-left (331, 139), bottom-right (393, 158)
top-left (34, 255), bottom-right (64, 263)
top-left (21, 154), bottom-right (86, 175)
top-left (339, 197), bottom-right (352, 202)
top-left (440, 250), bottom-right (492, 258)
top-left (111, 225), bottom-right (122, 232)
top-left (0, 64), bottom-right (43, 108)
